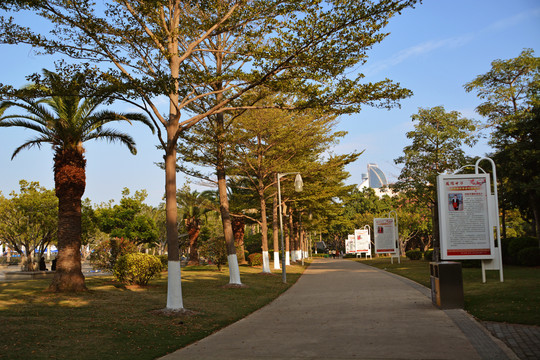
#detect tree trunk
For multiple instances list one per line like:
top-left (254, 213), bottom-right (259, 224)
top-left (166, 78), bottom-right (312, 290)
top-left (286, 206), bottom-right (293, 265)
top-left (531, 196), bottom-right (540, 247)
top-left (186, 218), bottom-right (200, 266)
top-left (49, 148), bottom-right (87, 292)
top-left (272, 191), bottom-right (280, 270)
top-left (216, 112), bottom-right (242, 285)
top-left (165, 132), bottom-right (183, 310)
top-left (259, 189), bottom-right (271, 273)
top-left (231, 216), bottom-right (247, 265)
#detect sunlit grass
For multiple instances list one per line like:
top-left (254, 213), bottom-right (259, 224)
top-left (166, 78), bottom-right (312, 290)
top-left (356, 257), bottom-right (540, 325)
top-left (0, 263), bottom-right (307, 360)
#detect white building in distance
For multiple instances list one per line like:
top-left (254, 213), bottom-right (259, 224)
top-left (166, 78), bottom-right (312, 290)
top-left (358, 163), bottom-right (394, 197)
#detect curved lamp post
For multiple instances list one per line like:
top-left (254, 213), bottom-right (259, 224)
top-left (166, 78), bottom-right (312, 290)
top-left (277, 173), bottom-right (303, 283)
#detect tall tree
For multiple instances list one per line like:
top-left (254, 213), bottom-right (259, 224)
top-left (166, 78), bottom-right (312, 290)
top-left (1, 0), bottom-right (417, 308)
top-left (0, 70), bottom-right (153, 291)
top-left (394, 106), bottom-right (478, 261)
top-left (465, 49), bottom-right (540, 244)
top-left (228, 105), bottom-right (345, 272)
top-left (0, 181), bottom-right (58, 271)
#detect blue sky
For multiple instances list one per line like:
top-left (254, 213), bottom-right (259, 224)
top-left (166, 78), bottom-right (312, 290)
top-left (1, 0), bottom-right (539, 207)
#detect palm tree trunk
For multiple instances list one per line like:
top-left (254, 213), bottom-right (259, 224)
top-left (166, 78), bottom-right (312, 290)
top-left (231, 216), bottom-right (247, 265)
top-left (187, 218), bottom-right (200, 266)
top-left (49, 148), bottom-right (87, 292)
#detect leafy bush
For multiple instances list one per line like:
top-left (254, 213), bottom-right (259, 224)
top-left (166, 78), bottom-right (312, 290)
top-left (504, 237), bottom-right (537, 265)
top-left (198, 232), bottom-right (228, 271)
top-left (113, 253), bottom-right (163, 286)
top-left (508, 237), bottom-right (537, 257)
top-left (90, 237), bottom-right (138, 271)
top-left (459, 260), bottom-right (481, 268)
top-left (248, 253), bottom-right (263, 266)
top-left (157, 255), bottom-right (168, 270)
top-left (243, 233), bottom-right (263, 255)
top-left (517, 247), bottom-right (540, 267)
top-left (424, 249), bottom-right (434, 261)
top-left (405, 249), bottom-right (423, 260)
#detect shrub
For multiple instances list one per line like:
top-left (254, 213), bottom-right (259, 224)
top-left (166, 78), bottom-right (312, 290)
top-left (517, 247), bottom-right (540, 267)
top-left (248, 253), bottom-right (263, 266)
top-left (90, 237), bottom-right (138, 271)
top-left (157, 255), bottom-right (168, 270)
top-left (459, 260), bottom-right (481, 268)
top-left (405, 249), bottom-right (423, 260)
top-left (508, 237), bottom-right (537, 258)
top-left (424, 249), bottom-right (434, 261)
top-left (113, 253), bottom-right (163, 286)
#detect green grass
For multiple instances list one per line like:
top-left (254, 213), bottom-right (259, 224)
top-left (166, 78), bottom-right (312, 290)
top-left (356, 257), bottom-right (540, 325)
top-left (0, 263), bottom-right (307, 360)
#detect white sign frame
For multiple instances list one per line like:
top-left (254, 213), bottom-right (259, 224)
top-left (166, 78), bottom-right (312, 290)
top-left (374, 218), bottom-right (397, 255)
top-left (354, 229), bottom-right (370, 254)
top-left (437, 173), bottom-right (495, 260)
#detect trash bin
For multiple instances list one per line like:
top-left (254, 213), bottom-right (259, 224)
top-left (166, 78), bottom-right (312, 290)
top-left (430, 261), bottom-right (464, 309)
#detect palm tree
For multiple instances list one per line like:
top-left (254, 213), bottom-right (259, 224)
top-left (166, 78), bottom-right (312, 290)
top-left (0, 69), bottom-right (154, 291)
top-left (176, 185), bottom-right (216, 266)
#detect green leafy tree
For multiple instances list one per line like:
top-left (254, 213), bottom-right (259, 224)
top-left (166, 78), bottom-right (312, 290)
top-left (0, 181), bottom-right (58, 271)
top-left (0, 70), bottom-right (153, 291)
top-left (96, 188), bottom-right (159, 248)
top-left (465, 49), bottom-right (540, 244)
top-left (228, 104), bottom-right (352, 272)
top-left (1, 0), bottom-right (416, 308)
top-left (394, 106), bottom-right (479, 261)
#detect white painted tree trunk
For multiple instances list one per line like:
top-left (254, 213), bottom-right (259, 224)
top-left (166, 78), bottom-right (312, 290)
top-left (262, 251), bottom-right (271, 273)
top-left (228, 254), bottom-right (242, 285)
top-left (285, 251), bottom-right (290, 266)
top-left (167, 261), bottom-right (184, 310)
top-left (273, 251), bottom-right (280, 269)
top-left (295, 250), bottom-right (302, 262)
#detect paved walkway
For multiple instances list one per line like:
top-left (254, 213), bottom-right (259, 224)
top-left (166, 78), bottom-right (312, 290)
top-left (160, 259), bottom-right (520, 360)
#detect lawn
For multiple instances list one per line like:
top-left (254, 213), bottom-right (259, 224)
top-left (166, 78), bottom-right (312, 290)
top-left (356, 257), bottom-right (540, 326)
top-left (0, 263), bottom-right (307, 360)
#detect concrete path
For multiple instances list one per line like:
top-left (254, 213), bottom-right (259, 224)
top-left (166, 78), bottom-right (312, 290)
top-left (160, 259), bottom-right (518, 360)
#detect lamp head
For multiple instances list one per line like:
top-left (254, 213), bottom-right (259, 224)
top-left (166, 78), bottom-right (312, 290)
top-left (294, 173), bottom-right (303, 192)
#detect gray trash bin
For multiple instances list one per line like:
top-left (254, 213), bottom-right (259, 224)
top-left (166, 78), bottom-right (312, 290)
top-left (430, 261), bottom-right (464, 309)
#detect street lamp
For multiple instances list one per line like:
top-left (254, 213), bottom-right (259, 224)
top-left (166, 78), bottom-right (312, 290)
top-left (277, 172), bottom-right (303, 283)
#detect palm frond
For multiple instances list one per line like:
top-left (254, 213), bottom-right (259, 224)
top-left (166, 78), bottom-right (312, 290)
top-left (84, 129), bottom-right (137, 155)
top-left (11, 135), bottom-right (52, 159)
top-left (0, 118), bottom-right (53, 136)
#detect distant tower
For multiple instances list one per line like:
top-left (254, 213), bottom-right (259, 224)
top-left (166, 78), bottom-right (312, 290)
top-left (367, 163), bottom-right (388, 188)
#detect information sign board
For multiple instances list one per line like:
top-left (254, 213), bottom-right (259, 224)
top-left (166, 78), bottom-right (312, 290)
top-left (437, 173), bottom-right (494, 260)
top-left (374, 218), bottom-right (397, 254)
top-left (345, 234), bottom-right (356, 254)
top-left (354, 229), bottom-right (370, 253)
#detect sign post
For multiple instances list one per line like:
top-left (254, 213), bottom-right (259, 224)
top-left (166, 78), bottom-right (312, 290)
top-left (374, 217), bottom-right (398, 262)
top-left (437, 157), bottom-right (503, 282)
top-left (354, 228), bottom-right (371, 259)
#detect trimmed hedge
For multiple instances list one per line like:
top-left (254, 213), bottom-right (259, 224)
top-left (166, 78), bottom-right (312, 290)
top-left (424, 249), bottom-right (434, 261)
top-left (502, 237), bottom-right (537, 265)
top-left (405, 249), bottom-right (423, 260)
top-left (248, 253), bottom-right (263, 266)
top-left (113, 253), bottom-right (163, 286)
top-left (517, 247), bottom-right (540, 267)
